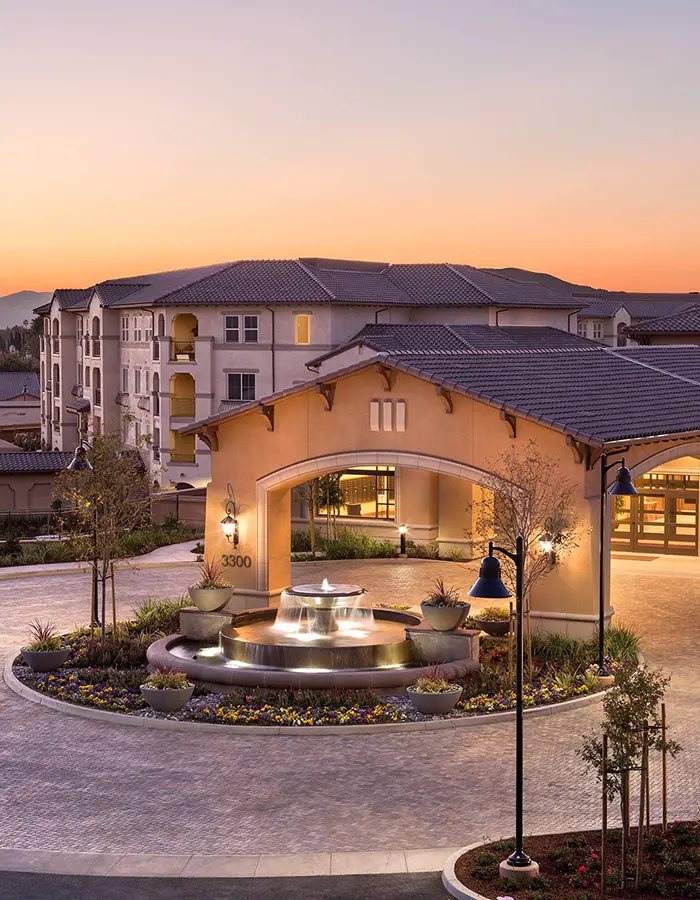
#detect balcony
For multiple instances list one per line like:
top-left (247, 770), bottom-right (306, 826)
top-left (170, 397), bottom-right (195, 418)
top-left (169, 450), bottom-right (196, 464)
top-left (71, 384), bottom-right (84, 398)
top-left (137, 395), bottom-right (150, 412)
top-left (115, 392), bottom-right (130, 407)
top-left (170, 341), bottom-right (195, 362)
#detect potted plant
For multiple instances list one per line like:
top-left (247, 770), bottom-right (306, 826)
top-left (406, 666), bottom-right (463, 715)
top-left (21, 620), bottom-right (70, 672)
top-left (472, 605), bottom-right (511, 637)
top-left (140, 669), bottom-right (194, 712)
top-left (420, 578), bottom-right (470, 631)
top-left (188, 558), bottom-right (232, 611)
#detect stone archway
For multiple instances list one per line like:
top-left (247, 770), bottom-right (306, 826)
top-left (254, 449), bottom-right (503, 591)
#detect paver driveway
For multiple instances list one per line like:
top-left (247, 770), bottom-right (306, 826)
top-left (0, 556), bottom-right (697, 856)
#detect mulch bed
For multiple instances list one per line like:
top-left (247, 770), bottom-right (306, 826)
top-left (453, 823), bottom-right (700, 900)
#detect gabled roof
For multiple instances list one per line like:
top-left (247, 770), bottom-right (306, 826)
top-left (625, 306), bottom-right (700, 335)
top-left (0, 451), bottom-right (73, 473)
top-left (0, 372), bottom-right (41, 401)
top-left (184, 344), bottom-right (700, 448)
top-left (578, 293), bottom-right (699, 320)
top-left (308, 323), bottom-right (601, 367)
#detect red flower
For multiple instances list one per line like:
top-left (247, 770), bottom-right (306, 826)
top-left (578, 865), bottom-right (587, 872)
top-left (591, 853), bottom-right (599, 859)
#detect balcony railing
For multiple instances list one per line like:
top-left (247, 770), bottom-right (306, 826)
top-left (137, 396), bottom-right (150, 411)
top-left (170, 342), bottom-right (195, 362)
top-left (170, 397), bottom-right (195, 417)
top-left (115, 392), bottom-right (130, 407)
top-left (169, 451), bottom-right (196, 464)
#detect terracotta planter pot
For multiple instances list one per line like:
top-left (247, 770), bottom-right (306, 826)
top-left (420, 602), bottom-right (470, 632)
top-left (406, 685), bottom-right (463, 715)
top-left (188, 585), bottom-right (232, 612)
top-left (140, 684), bottom-right (194, 712)
top-left (21, 647), bottom-right (70, 673)
top-left (473, 617), bottom-right (510, 637)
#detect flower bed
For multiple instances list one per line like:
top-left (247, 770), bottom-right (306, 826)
top-left (452, 823), bottom-right (700, 899)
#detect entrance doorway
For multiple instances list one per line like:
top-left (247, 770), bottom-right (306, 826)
top-left (612, 471), bottom-right (699, 555)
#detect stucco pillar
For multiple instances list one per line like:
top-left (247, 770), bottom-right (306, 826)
top-left (437, 474), bottom-right (475, 555)
top-left (397, 467), bottom-right (438, 544)
top-left (266, 485), bottom-right (292, 604)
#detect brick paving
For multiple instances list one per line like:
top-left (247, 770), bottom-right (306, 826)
top-left (0, 558), bottom-right (697, 856)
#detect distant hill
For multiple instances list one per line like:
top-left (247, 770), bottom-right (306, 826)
top-left (0, 291), bottom-right (52, 329)
top-left (486, 267), bottom-right (599, 295)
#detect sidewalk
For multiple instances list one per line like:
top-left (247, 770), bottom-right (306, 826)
top-left (0, 541), bottom-right (200, 580)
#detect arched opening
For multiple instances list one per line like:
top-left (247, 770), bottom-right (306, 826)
top-left (171, 313), bottom-right (198, 361)
top-left (153, 372), bottom-right (160, 416)
top-left (169, 372), bottom-right (195, 418)
top-left (616, 322), bottom-right (628, 347)
top-left (91, 317), bottom-right (101, 357)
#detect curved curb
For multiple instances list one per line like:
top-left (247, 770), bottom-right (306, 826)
top-left (0, 559), bottom-right (197, 581)
top-left (443, 843), bottom-right (491, 900)
top-left (4, 652), bottom-right (605, 737)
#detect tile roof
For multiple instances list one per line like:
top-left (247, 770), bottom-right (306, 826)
top-left (624, 306), bottom-right (700, 335)
top-left (0, 451), bottom-right (74, 473)
top-left (53, 288), bottom-right (94, 311)
top-left (579, 293), bottom-right (699, 319)
top-left (308, 323), bottom-right (601, 366)
top-left (0, 372), bottom-right (40, 401)
top-left (185, 344), bottom-right (700, 448)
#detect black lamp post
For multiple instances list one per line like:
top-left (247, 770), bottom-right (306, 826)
top-left (398, 524), bottom-right (408, 557)
top-left (67, 440), bottom-right (100, 627)
top-left (597, 454), bottom-right (638, 672)
top-left (469, 536), bottom-right (535, 874)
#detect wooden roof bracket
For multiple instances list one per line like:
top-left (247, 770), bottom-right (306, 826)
top-left (259, 404), bottom-right (275, 432)
top-left (500, 410), bottom-right (517, 439)
top-left (315, 382), bottom-right (336, 411)
top-left (566, 435), bottom-right (588, 466)
top-left (436, 385), bottom-right (453, 414)
top-left (374, 363), bottom-right (395, 392)
top-left (199, 426), bottom-right (219, 451)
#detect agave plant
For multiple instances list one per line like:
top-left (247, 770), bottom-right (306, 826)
top-left (194, 557), bottom-right (227, 589)
top-left (423, 577), bottom-right (467, 607)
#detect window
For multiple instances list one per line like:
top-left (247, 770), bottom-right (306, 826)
top-left (593, 322), bottom-right (602, 340)
top-left (317, 467), bottom-right (396, 521)
top-left (134, 421), bottom-right (141, 444)
top-left (133, 315), bottom-right (142, 342)
top-left (53, 363), bottom-right (60, 393)
top-left (295, 314), bottom-right (310, 345)
top-left (77, 364), bottom-right (82, 386)
top-left (224, 315), bottom-right (240, 343)
top-left (121, 316), bottom-right (130, 342)
top-left (145, 370), bottom-right (150, 393)
top-left (134, 368), bottom-right (141, 394)
top-left (577, 321), bottom-right (588, 338)
top-left (617, 322), bottom-right (628, 348)
top-left (93, 368), bottom-right (101, 406)
top-left (227, 372), bottom-right (256, 402)
top-left (77, 317), bottom-right (84, 343)
top-left (121, 367), bottom-right (129, 392)
top-left (244, 315), bottom-right (259, 343)
top-left (153, 372), bottom-right (160, 416)
top-left (91, 317), bottom-right (100, 356)
top-left (52, 319), bottom-right (60, 353)
top-left (85, 366), bottom-right (90, 388)
top-left (153, 426), bottom-right (160, 461)
top-left (145, 316), bottom-right (153, 342)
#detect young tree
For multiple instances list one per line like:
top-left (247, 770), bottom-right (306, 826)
top-left (467, 440), bottom-right (582, 671)
top-left (53, 430), bottom-right (152, 644)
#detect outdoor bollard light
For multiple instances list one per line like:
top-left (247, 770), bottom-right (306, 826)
top-left (597, 454), bottom-right (638, 673)
top-left (398, 524), bottom-right (408, 556)
top-left (66, 440), bottom-right (100, 626)
top-left (469, 537), bottom-right (539, 880)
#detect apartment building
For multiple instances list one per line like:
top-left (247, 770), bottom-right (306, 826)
top-left (36, 257), bottom-right (583, 488)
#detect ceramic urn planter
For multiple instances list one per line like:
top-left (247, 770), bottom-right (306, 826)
top-left (472, 618), bottom-right (510, 637)
top-left (420, 601), bottom-right (470, 632)
top-left (188, 585), bottom-right (232, 612)
top-left (140, 684), bottom-right (194, 713)
top-left (406, 685), bottom-right (463, 715)
top-left (21, 647), bottom-right (71, 673)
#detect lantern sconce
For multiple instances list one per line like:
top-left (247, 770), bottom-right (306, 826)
top-left (221, 483), bottom-right (239, 546)
top-left (538, 517), bottom-right (559, 564)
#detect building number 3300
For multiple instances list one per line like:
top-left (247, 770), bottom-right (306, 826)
top-left (221, 554), bottom-right (252, 568)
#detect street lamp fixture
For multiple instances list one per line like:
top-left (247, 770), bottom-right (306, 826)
top-left (597, 454), bottom-right (638, 672)
top-left (66, 440), bottom-right (99, 625)
top-left (469, 537), bottom-right (538, 879)
top-left (398, 524), bottom-right (408, 556)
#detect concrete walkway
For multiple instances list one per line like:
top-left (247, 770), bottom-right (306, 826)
top-left (0, 556), bottom-right (697, 876)
top-left (0, 540), bottom-right (200, 579)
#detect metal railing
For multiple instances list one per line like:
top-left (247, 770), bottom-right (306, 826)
top-left (170, 342), bottom-right (195, 361)
top-left (115, 392), bottom-right (130, 407)
top-left (169, 450), bottom-right (196, 464)
top-left (170, 397), bottom-right (195, 417)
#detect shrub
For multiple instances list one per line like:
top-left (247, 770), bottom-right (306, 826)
top-left (132, 596), bottom-right (189, 634)
top-left (637, 872), bottom-right (667, 895)
top-left (474, 851), bottom-right (499, 867)
top-left (476, 606), bottom-right (510, 622)
top-left (664, 858), bottom-right (697, 878)
top-left (531, 875), bottom-right (552, 890)
top-left (1, 537), bottom-right (22, 557)
top-left (324, 528), bottom-right (398, 560)
top-left (406, 540), bottom-right (440, 559)
top-left (142, 670), bottom-right (192, 690)
top-left (471, 864), bottom-right (494, 881)
top-left (564, 834), bottom-right (589, 849)
top-left (500, 876), bottom-right (519, 892)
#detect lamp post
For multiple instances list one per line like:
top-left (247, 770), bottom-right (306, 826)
top-left (67, 440), bottom-right (100, 627)
top-left (469, 536), bottom-right (539, 881)
top-left (398, 524), bottom-right (408, 556)
top-left (597, 454), bottom-right (638, 672)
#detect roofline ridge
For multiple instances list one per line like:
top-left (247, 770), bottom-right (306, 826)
top-left (148, 261), bottom-right (241, 308)
top-left (606, 346), bottom-right (700, 388)
top-left (295, 260), bottom-right (337, 301)
top-left (445, 263), bottom-right (496, 304)
top-left (443, 323), bottom-right (476, 350)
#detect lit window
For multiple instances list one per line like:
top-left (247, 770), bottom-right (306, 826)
top-left (227, 373), bottom-right (256, 402)
top-left (224, 315), bottom-right (240, 343)
top-left (244, 315), bottom-right (259, 343)
top-left (121, 316), bottom-right (130, 342)
top-left (577, 321), bottom-right (588, 338)
top-left (295, 314), bottom-right (310, 345)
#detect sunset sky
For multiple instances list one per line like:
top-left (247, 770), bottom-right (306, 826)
top-left (1, 0), bottom-right (699, 296)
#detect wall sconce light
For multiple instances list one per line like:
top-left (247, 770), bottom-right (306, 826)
top-left (221, 483), bottom-right (239, 546)
top-left (398, 524), bottom-right (408, 556)
top-left (538, 518), bottom-right (558, 563)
